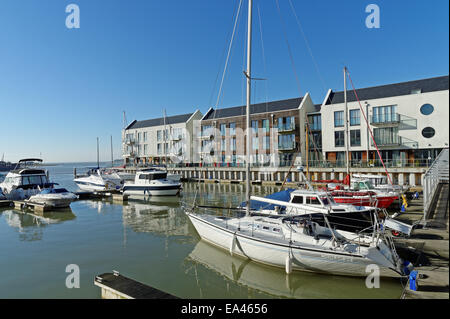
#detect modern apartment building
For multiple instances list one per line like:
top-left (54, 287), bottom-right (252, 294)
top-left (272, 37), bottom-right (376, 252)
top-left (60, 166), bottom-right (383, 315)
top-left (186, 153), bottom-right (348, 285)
top-left (318, 75), bottom-right (449, 168)
top-left (122, 110), bottom-right (203, 166)
top-left (195, 94), bottom-right (316, 167)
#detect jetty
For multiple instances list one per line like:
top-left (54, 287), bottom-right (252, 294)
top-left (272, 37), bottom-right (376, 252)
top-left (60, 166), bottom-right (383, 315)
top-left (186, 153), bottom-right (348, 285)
top-left (94, 271), bottom-right (178, 299)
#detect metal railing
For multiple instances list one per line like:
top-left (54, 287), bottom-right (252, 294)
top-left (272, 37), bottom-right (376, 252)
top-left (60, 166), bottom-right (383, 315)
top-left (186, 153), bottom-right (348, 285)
top-left (423, 148), bottom-right (449, 223)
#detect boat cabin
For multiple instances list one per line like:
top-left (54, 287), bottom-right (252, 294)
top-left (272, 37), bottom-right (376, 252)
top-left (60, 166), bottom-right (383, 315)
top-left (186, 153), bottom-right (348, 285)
top-left (289, 190), bottom-right (333, 207)
top-left (1, 168), bottom-right (51, 190)
top-left (134, 171), bottom-right (168, 183)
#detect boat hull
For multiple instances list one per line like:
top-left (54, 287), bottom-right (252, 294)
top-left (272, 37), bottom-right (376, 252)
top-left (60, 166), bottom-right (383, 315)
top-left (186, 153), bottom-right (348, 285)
top-left (333, 196), bottom-right (397, 209)
top-left (122, 184), bottom-right (181, 196)
top-left (187, 213), bottom-right (400, 278)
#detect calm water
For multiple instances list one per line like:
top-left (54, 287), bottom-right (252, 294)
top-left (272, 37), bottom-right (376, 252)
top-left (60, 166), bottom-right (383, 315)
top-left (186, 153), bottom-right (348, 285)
top-left (0, 163), bottom-right (403, 299)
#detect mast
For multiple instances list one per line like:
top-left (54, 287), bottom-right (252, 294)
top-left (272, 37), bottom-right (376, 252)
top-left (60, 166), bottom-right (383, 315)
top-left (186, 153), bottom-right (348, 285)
top-left (245, 0), bottom-right (252, 215)
top-left (110, 135), bottom-right (114, 167)
top-left (344, 66), bottom-right (350, 176)
top-left (97, 137), bottom-right (100, 169)
top-left (163, 108), bottom-right (168, 167)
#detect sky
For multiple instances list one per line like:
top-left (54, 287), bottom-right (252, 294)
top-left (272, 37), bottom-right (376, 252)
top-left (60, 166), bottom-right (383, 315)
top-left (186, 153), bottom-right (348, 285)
top-left (0, 0), bottom-right (448, 163)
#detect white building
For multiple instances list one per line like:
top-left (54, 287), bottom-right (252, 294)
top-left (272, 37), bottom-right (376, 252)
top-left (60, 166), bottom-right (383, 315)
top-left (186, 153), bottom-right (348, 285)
top-left (122, 110), bottom-right (203, 166)
top-left (318, 75), bottom-right (449, 169)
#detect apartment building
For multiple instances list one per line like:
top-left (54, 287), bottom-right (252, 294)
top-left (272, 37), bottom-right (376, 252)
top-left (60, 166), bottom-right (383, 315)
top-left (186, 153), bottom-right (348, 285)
top-left (122, 110), bottom-right (203, 166)
top-left (195, 94), bottom-right (316, 167)
top-left (318, 75), bottom-right (449, 168)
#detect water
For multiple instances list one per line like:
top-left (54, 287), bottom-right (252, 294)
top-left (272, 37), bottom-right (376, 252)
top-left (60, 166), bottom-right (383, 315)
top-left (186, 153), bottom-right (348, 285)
top-left (0, 163), bottom-right (403, 298)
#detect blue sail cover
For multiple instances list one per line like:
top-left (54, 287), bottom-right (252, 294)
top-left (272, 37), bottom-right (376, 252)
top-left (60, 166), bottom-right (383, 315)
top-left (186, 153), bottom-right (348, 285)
top-left (240, 188), bottom-right (296, 210)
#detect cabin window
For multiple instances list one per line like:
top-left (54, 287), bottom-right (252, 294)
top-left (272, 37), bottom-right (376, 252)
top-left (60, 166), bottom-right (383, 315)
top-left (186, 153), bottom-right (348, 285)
top-left (139, 173), bottom-right (167, 180)
top-left (273, 228), bottom-right (280, 232)
top-left (263, 226), bottom-right (270, 230)
top-left (321, 197), bottom-right (329, 205)
top-left (306, 197), bottom-right (321, 205)
top-left (291, 196), bottom-right (303, 204)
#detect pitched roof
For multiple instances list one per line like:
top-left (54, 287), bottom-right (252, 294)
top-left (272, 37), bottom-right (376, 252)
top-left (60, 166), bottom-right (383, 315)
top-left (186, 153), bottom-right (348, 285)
top-left (126, 112), bottom-right (195, 130)
top-left (203, 97), bottom-right (303, 120)
top-left (325, 75), bottom-right (449, 105)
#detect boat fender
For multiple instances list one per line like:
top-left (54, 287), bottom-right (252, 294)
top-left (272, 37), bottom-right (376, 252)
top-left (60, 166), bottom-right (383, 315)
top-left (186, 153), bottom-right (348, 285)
top-left (229, 234), bottom-right (237, 256)
top-left (285, 253), bottom-right (292, 274)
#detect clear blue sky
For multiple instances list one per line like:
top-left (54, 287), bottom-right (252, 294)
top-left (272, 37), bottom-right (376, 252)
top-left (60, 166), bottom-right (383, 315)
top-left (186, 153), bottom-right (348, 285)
top-left (0, 0), bottom-right (448, 163)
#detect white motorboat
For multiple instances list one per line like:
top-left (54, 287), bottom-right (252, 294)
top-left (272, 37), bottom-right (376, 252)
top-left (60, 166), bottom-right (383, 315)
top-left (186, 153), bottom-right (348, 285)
top-left (28, 188), bottom-right (78, 208)
top-left (352, 174), bottom-right (407, 194)
top-left (0, 158), bottom-right (53, 200)
top-left (74, 168), bottom-right (123, 192)
top-left (140, 167), bottom-right (182, 182)
top-left (122, 170), bottom-right (182, 196)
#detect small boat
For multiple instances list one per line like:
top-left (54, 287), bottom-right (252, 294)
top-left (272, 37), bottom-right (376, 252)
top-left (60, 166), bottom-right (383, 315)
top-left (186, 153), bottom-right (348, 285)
top-left (74, 168), bottom-right (123, 191)
top-left (0, 159), bottom-right (53, 200)
top-left (122, 170), bottom-right (182, 196)
top-left (352, 174), bottom-right (408, 193)
top-left (28, 188), bottom-right (78, 208)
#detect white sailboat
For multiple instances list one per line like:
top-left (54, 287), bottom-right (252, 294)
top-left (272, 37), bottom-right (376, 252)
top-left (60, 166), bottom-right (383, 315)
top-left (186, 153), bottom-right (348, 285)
top-left (185, 0), bottom-right (411, 278)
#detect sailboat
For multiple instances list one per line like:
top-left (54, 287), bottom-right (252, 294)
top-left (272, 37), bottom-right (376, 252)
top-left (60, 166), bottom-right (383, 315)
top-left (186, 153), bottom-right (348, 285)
top-left (185, 0), bottom-right (410, 278)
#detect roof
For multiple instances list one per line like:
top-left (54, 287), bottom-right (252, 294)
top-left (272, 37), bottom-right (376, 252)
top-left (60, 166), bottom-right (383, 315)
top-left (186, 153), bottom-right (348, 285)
top-left (325, 75), bottom-right (449, 105)
top-left (203, 97), bottom-right (303, 121)
top-left (126, 112), bottom-right (195, 130)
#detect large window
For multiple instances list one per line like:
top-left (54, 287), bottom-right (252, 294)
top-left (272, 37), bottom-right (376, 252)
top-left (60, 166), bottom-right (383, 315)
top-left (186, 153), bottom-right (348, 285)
top-left (252, 120), bottom-right (258, 134)
top-left (143, 132), bottom-right (148, 142)
top-left (157, 130), bottom-right (162, 142)
top-left (220, 124), bottom-right (226, 136)
top-left (220, 139), bottom-right (226, 151)
top-left (308, 114), bottom-right (321, 130)
top-left (231, 137), bottom-right (236, 151)
top-left (334, 111), bottom-right (344, 127)
top-left (350, 130), bottom-right (361, 146)
top-left (278, 134), bottom-right (295, 150)
top-left (278, 116), bottom-right (295, 131)
top-left (334, 131), bottom-right (345, 147)
top-left (262, 136), bottom-right (270, 150)
top-left (262, 119), bottom-right (269, 133)
top-left (373, 127), bottom-right (399, 145)
top-left (372, 105), bottom-right (398, 123)
top-left (350, 109), bottom-right (360, 126)
top-left (229, 123), bottom-right (236, 136)
top-left (252, 137), bottom-right (259, 150)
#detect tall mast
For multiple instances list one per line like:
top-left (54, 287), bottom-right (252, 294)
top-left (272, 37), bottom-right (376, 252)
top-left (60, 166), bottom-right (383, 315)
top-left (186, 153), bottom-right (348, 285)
top-left (344, 66), bottom-right (350, 176)
top-left (110, 135), bottom-right (114, 167)
top-left (245, 0), bottom-right (253, 215)
top-left (97, 137), bottom-right (100, 169)
top-left (163, 108), bottom-right (168, 167)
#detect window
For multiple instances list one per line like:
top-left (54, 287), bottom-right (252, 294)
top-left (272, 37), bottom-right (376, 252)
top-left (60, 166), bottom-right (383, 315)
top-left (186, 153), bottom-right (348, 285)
top-left (291, 196), bottom-right (303, 204)
top-left (262, 119), bottom-right (269, 133)
top-left (350, 109), bottom-right (360, 126)
top-left (308, 114), bottom-right (321, 130)
top-left (229, 123), bottom-right (236, 136)
top-left (420, 104), bottom-right (434, 116)
top-left (157, 143), bottom-right (162, 155)
top-left (221, 139), bottom-right (226, 151)
top-left (278, 134), bottom-right (295, 150)
top-left (422, 127), bottom-right (435, 138)
top-left (252, 137), bottom-right (259, 150)
top-left (373, 127), bottom-right (399, 145)
top-left (350, 130), bottom-right (361, 146)
top-left (143, 132), bottom-right (147, 142)
top-left (306, 197), bottom-right (321, 205)
top-left (157, 130), bottom-right (162, 142)
top-left (143, 144), bottom-right (148, 155)
top-left (334, 111), bottom-right (344, 127)
top-left (252, 120), bottom-right (258, 134)
top-left (334, 131), bottom-right (345, 147)
top-left (220, 124), bottom-right (226, 136)
top-left (262, 136), bottom-right (270, 150)
top-left (278, 116), bottom-right (295, 131)
top-left (372, 105), bottom-right (398, 123)
top-left (231, 137), bottom-right (236, 151)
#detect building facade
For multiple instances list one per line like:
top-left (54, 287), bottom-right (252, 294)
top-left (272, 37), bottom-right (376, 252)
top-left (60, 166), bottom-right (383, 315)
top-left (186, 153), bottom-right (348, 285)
top-left (195, 95), bottom-right (316, 167)
top-left (122, 110), bottom-right (203, 166)
top-left (318, 75), bottom-right (449, 170)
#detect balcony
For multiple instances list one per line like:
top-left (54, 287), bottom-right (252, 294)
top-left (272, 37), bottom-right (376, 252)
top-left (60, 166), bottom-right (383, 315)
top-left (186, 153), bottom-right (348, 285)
top-left (277, 141), bottom-right (296, 151)
top-left (170, 134), bottom-right (183, 141)
top-left (372, 136), bottom-right (418, 149)
top-left (277, 124), bottom-right (296, 133)
top-left (370, 113), bottom-right (400, 126)
top-left (123, 137), bottom-right (136, 145)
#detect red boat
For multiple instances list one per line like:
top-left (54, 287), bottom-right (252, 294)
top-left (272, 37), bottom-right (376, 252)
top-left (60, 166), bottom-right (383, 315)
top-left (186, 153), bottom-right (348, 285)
top-left (329, 190), bottom-right (398, 209)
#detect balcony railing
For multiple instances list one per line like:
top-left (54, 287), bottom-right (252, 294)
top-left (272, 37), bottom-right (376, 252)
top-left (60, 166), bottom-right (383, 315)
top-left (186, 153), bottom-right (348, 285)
top-left (278, 124), bottom-right (296, 133)
top-left (372, 136), bottom-right (418, 148)
top-left (370, 113), bottom-right (400, 125)
top-left (277, 141), bottom-right (296, 151)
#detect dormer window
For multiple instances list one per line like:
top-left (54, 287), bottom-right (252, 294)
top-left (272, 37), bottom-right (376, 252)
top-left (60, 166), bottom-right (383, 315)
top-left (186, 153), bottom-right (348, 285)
top-left (411, 88), bottom-right (422, 94)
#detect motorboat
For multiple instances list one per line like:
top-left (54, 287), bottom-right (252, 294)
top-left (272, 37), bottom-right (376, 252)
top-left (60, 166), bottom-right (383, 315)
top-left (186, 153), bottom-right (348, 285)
top-left (352, 174), bottom-right (408, 193)
top-left (140, 166), bottom-right (182, 182)
top-left (28, 188), bottom-right (78, 208)
top-left (0, 159), bottom-right (54, 200)
top-left (122, 170), bottom-right (182, 196)
top-left (74, 168), bottom-right (123, 191)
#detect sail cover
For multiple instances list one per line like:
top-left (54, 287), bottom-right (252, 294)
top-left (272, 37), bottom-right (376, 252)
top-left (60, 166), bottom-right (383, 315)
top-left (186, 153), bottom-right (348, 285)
top-left (240, 188), bottom-right (296, 210)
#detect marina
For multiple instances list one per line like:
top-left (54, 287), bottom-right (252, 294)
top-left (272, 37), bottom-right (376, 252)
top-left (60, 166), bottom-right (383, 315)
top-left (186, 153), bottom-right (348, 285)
top-left (0, 0), bottom-right (448, 305)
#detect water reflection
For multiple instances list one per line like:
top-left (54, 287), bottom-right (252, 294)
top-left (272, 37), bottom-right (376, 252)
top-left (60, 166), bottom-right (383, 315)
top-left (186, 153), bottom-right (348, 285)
top-left (122, 197), bottom-right (190, 237)
top-left (185, 239), bottom-right (403, 299)
top-left (0, 208), bottom-right (76, 242)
